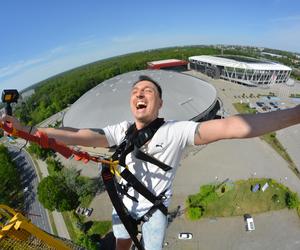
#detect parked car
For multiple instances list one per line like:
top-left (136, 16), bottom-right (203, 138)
top-left (256, 102), bottom-right (264, 107)
top-left (75, 207), bottom-right (85, 215)
top-left (244, 214), bottom-right (255, 231)
top-left (84, 208), bottom-right (93, 217)
top-left (178, 232), bottom-right (193, 240)
top-left (269, 102), bottom-right (278, 109)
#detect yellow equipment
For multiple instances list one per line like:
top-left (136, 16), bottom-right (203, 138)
top-left (0, 205), bottom-right (80, 250)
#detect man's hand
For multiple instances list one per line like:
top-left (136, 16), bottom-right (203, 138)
top-left (0, 114), bottom-right (24, 131)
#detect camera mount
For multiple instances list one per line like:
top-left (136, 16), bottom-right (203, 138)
top-left (1, 89), bottom-right (19, 116)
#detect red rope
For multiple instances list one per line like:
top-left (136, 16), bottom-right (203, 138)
top-left (0, 122), bottom-right (100, 164)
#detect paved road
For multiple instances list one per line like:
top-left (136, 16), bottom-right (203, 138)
top-left (6, 145), bottom-right (51, 233)
top-left (277, 123), bottom-right (300, 170)
top-left (38, 108), bottom-right (68, 127)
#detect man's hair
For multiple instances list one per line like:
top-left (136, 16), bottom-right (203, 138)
top-left (132, 75), bottom-right (162, 99)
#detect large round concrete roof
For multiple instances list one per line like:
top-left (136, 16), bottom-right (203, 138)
top-left (63, 70), bottom-right (217, 128)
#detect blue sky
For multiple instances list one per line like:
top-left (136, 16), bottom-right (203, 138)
top-left (1, 0), bottom-right (300, 92)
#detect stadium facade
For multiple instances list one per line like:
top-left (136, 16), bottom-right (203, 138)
top-left (189, 55), bottom-right (292, 86)
top-left (63, 70), bottom-right (220, 129)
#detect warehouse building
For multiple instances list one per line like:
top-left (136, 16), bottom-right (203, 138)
top-left (147, 59), bottom-right (188, 71)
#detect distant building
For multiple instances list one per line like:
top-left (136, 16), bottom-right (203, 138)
top-left (189, 55), bottom-right (292, 86)
top-left (21, 89), bottom-right (35, 99)
top-left (147, 59), bottom-right (188, 72)
top-left (261, 52), bottom-right (284, 58)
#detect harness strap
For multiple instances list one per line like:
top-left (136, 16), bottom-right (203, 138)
top-left (120, 168), bottom-right (168, 216)
top-left (101, 164), bottom-right (145, 250)
top-left (117, 118), bottom-right (170, 172)
top-left (137, 190), bottom-right (168, 223)
top-left (133, 146), bottom-right (172, 171)
top-left (116, 183), bottom-right (138, 203)
top-left (131, 118), bottom-right (165, 148)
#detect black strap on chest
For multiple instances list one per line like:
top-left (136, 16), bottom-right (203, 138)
top-left (101, 118), bottom-right (172, 250)
top-left (114, 117), bottom-right (170, 170)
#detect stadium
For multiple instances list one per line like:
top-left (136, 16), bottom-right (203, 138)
top-left (189, 55), bottom-right (292, 86)
top-left (63, 70), bottom-right (220, 129)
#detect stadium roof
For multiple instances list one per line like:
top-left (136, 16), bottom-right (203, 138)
top-left (63, 70), bottom-right (217, 128)
top-left (147, 59), bottom-right (187, 65)
top-left (189, 55), bottom-right (292, 71)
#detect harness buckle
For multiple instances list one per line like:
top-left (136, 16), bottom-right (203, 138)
top-left (117, 183), bottom-right (138, 203)
top-left (142, 214), bottom-right (150, 222)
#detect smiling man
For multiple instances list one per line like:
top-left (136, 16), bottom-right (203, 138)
top-left (130, 76), bottom-right (163, 128)
top-left (1, 75), bottom-right (300, 250)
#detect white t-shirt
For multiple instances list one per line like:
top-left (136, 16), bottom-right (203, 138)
top-left (103, 120), bottom-right (198, 216)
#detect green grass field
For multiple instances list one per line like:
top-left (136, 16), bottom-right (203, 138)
top-left (87, 221), bottom-right (112, 237)
top-left (204, 179), bottom-right (286, 217)
top-left (187, 179), bottom-right (297, 220)
top-left (233, 103), bottom-right (257, 114)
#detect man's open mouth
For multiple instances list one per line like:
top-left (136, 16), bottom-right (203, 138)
top-left (136, 101), bottom-right (147, 110)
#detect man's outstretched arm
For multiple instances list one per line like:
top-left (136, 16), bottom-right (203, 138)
top-left (194, 105), bottom-right (300, 145)
top-left (0, 115), bottom-right (109, 148)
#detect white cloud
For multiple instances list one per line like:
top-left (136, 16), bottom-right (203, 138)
top-left (261, 17), bottom-right (300, 52)
top-left (0, 57), bottom-right (47, 78)
top-left (0, 39), bottom-right (119, 91)
top-left (0, 38), bottom-right (98, 85)
top-left (270, 15), bottom-right (300, 22)
top-left (49, 46), bottom-right (66, 55)
top-left (111, 35), bottom-right (135, 43)
top-left (0, 45), bottom-right (70, 80)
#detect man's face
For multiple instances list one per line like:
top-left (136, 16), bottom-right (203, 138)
top-left (130, 80), bottom-right (163, 125)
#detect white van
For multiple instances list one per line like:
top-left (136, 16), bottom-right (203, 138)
top-left (178, 232), bottom-right (193, 240)
top-left (244, 214), bottom-right (255, 231)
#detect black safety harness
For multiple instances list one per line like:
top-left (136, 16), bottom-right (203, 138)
top-left (101, 118), bottom-right (172, 250)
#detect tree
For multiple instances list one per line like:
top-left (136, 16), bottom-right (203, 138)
top-left (272, 194), bottom-right (279, 203)
top-left (63, 167), bottom-right (80, 190)
top-left (28, 143), bottom-right (54, 160)
top-left (0, 145), bottom-right (23, 208)
top-left (187, 206), bottom-right (203, 220)
top-left (76, 234), bottom-right (100, 250)
top-left (46, 158), bottom-right (63, 175)
top-left (37, 176), bottom-right (79, 211)
top-left (285, 191), bottom-right (299, 209)
top-left (63, 168), bottom-right (99, 202)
